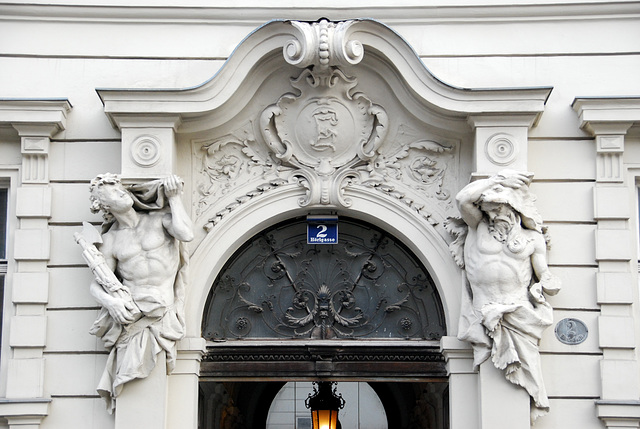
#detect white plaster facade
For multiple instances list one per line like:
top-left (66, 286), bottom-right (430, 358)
top-left (0, 1), bottom-right (639, 428)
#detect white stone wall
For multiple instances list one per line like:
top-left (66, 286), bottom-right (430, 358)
top-left (1, 1), bottom-right (639, 428)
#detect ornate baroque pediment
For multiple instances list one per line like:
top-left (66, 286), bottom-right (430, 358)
top-left (98, 18), bottom-right (551, 240)
top-left (194, 19), bottom-right (459, 232)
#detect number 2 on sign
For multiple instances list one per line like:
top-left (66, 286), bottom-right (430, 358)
top-left (315, 225), bottom-right (328, 238)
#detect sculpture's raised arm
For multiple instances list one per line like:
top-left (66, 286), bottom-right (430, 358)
top-left (162, 174), bottom-right (195, 242)
top-left (455, 177), bottom-right (491, 228)
top-left (452, 169), bottom-right (558, 423)
top-left (78, 173), bottom-right (194, 413)
top-left (455, 170), bottom-right (532, 228)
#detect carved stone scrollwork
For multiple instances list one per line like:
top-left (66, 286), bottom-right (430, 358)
top-left (194, 124), bottom-right (292, 228)
top-left (260, 67), bottom-right (388, 207)
top-left (284, 20), bottom-right (364, 70)
top-left (195, 107), bottom-right (457, 231)
top-left (194, 19), bottom-right (459, 234)
top-left (360, 135), bottom-right (456, 226)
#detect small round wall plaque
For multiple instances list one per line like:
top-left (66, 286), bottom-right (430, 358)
top-left (555, 318), bottom-right (588, 345)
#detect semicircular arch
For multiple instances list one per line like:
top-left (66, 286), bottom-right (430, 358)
top-left (185, 187), bottom-right (462, 339)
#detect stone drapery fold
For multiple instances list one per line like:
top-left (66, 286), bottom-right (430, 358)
top-left (458, 279), bottom-right (553, 421)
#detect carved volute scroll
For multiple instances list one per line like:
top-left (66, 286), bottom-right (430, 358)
top-left (284, 19), bottom-right (365, 70)
top-left (260, 19), bottom-right (387, 207)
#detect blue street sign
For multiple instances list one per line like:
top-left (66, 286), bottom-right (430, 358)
top-left (307, 215), bottom-right (338, 244)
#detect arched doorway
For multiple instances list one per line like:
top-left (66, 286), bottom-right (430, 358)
top-left (198, 217), bottom-right (449, 428)
top-left (92, 17), bottom-right (556, 429)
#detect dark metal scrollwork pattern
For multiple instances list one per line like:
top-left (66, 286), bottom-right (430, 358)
top-left (202, 218), bottom-right (446, 340)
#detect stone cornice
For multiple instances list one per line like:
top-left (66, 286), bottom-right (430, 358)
top-left (573, 96), bottom-right (640, 135)
top-left (0, 398), bottom-right (51, 424)
top-left (0, 99), bottom-right (71, 136)
top-left (97, 19), bottom-right (552, 132)
top-left (1, 2), bottom-right (639, 24)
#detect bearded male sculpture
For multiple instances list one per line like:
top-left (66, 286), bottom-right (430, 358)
top-left (448, 170), bottom-right (560, 421)
top-left (75, 174), bottom-right (194, 412)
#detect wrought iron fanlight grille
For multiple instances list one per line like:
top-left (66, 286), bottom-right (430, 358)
top-left (202, 217), bottom-right (445, 340)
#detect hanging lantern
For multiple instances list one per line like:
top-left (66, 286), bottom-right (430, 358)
top-left (305, 381), bottom-right (345, 429)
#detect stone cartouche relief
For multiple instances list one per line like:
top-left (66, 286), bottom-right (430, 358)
top-left (260, 66), bottom-right (388, 207)
top-left (193, 20), bottom-right (459, 235)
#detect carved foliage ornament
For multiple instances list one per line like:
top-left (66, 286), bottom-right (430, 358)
top-left (194, 19), bottom-right (458, 231)
top-left (194, 125), bottom-right (287, 222)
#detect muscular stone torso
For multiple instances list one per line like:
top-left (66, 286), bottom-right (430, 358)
top-left (464, 221), bottom-right (535, 308)
top-left (107, 212), bottom-right (179, 313)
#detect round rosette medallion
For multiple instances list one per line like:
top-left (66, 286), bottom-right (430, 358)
top-left (130, 135), bottom-right (161, 167)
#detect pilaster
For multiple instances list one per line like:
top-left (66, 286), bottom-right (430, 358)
top-left (166, 337), bottom-right (206, 429)
top-left (573, 97), bottom-right (640, 428)
top-left (440, 336), bottom-right (479, 429)
top-left (113, 336), bottom-right (205, 429)
top-left (100, 112), bottom-right (185, 429)
top-left (441, 336), bottom-right (531, 428)
top-left (479, 360), bottom-right (530, 429)
top-left (115, 353), bottom-right (168, 429)
top-left (0, 99), bottom-right (71, 427)
top-left (465, 113), bottom-right (541, 428)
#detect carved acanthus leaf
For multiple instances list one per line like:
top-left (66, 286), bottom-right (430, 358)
top-left (444, 217), bottom-right (468, 269)
top-left (194, 120), bottom-right (298, 225)
top-left (354, 137), bottom-right (457, 226)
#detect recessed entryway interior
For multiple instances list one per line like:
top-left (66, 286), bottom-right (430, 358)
top-left (266, 382), bottom-right (387, 429)
top-left (198, 381), bottom-right (449, 429)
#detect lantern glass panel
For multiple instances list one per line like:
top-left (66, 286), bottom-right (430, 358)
top-left (311, 409), bottom-right (337, 429)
